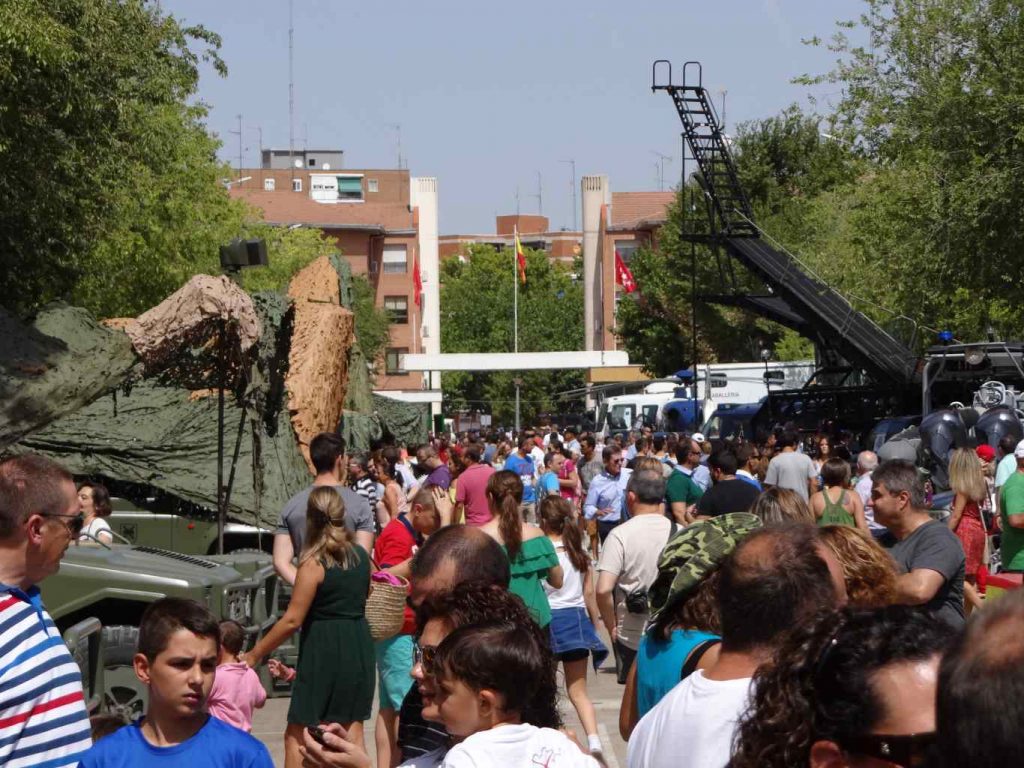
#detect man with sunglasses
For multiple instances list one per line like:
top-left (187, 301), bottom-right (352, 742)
top-left (583, 445), bottom-right (632, 544)
top-left (0, 454), bottom-right (91, 768)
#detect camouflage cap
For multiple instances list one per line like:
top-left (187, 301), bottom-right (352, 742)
top-left (647, 512), bottom-right (762, 623)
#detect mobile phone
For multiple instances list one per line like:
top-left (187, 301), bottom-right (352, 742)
top-left (307, 725), bottom-right (327, 746)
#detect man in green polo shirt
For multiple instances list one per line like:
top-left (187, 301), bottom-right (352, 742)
top-left (999, 439), bottom-right (1024, 572)
top-left (666, 438), bottom-right (704, 524)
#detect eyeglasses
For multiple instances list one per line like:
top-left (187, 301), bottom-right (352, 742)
top-left (838, 732), bottom-right (937, 768)
top-left (43, 512), bottom-right (83, 536)
top-left (412, 641), bottom-right (437, 673)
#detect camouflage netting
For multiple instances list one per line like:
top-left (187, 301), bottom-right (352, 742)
top-left (1, 258), bottom-right (427, 528)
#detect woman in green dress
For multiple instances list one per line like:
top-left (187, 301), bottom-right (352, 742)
top-left (245, 487), bottom-right (374, 768)
top-left (810, 457), bottom-right (869, 531)
top-left (480, 470), bottom-right (563, 627)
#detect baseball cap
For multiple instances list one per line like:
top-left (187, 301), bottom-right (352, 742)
top-left (1015, 439), bottom-right (1024, 459)
top-left (647, 512), bottom-right (762, 624)
top-left (976, 444), bottom-right (996, 463)
top-left (691, 432), bottom-right (706, 444)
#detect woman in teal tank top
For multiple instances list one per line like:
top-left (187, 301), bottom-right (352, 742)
top-left (810, 458), bottom-right (868, 531)
top-left (480, 470), bottom-right (563, 628)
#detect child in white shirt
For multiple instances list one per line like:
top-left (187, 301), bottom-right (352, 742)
top-left (430, 621), bottom-right (600, 768)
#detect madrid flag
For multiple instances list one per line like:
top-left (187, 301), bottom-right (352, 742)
top-left (615, 249), bottom-right (637, 293)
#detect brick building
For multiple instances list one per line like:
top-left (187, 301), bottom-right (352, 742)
top-left (228, 156), bottom-right (441, 415)
top-left (439, 215), bottom-right (581, 263)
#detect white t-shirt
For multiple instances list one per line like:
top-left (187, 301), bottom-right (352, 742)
top-left (597, 514), bottom-right (674, 650)
top-left (627, 671), bottom-right (752, 768)
top-left (442, 724), bottom-right (599, 768)
top-left (399, 747), bottom-right (447, 768)
top-left (544, 542), bottom-right (585, 610)
top-left (78, 516), bottom-right (113, 543)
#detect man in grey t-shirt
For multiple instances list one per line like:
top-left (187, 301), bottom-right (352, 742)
top-left (272, 433), bottom-right (374, 585)
top-left (764, 430), bottom-right (817, 501)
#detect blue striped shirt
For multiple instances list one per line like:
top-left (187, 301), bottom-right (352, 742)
top-left (0, 585), bottom-right (91, 768)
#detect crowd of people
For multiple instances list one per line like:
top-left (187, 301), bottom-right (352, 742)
top-left (3, 420), bottom-right (1024, 767)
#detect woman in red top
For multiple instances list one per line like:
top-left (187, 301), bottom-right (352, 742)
top-left (947, 447), bottom-right (986, 614)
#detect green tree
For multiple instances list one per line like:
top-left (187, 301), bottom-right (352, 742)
top-left (439, 245), bottom-right (584, 425)
top-left (0, 0), bottom-right (246, 318)
top-left (351, 274), bottom-right (392, 373)
top-left (796, 0), bottom-right (1024, 340)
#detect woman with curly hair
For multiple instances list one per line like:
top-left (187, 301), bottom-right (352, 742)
top-left (817, 525), bottom-right (899, 608)
top-left (731, 605), bottom-right (950, 768)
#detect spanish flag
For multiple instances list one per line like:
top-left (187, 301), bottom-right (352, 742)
top-left (514, 228), bottom-right (527, 285)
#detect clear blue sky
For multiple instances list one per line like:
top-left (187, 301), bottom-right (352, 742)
top-left (164, 0), bottom-right (863, 233)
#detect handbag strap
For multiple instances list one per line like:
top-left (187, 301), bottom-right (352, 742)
top-left (680, 638), bottom-right (721, 681)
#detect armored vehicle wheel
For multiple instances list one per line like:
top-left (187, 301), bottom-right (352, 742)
top-left (101, 625), bottom-right (147, 721)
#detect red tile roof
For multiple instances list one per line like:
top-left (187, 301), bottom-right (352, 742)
top-left (231, 190), bottom-right (415, 232)
top-left (610, 192), bottom-right (675, 228)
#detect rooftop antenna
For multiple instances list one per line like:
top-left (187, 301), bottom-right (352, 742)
top-left (515, 185), bottom-right (521, 216)
top-left (230, 114), bottom-right (244, 177)
top-left (387, 123), bottom-right (403, 169)
top-left (288, 0), bottom-right (295, 184)
top-left (531, 172), bottom-right (543, 216)
top-left (652, 150), bottom-right (672, 191)
top-left (560, 159), bottom-right (576, 230)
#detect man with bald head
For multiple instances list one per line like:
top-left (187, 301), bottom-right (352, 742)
top-left (628, 523), bottom-right (842, 768)
top-left (854, 449), bottom-right (885, 538)
top-left (399, 525), bottom-right (510, 760)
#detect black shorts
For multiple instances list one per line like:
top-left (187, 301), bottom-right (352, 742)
top-left (555, 648), bottom-right (589, 663)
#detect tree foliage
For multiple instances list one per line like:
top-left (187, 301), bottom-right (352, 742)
top-left (794, 0), bottom-right (1024, 340)
top-left (439, 245), bottom-right (584, 425)
top-left (0, 0), bottom-right (246, 318)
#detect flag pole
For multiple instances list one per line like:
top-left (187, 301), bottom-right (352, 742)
top-left (513, 225), bottom-right (519, 355)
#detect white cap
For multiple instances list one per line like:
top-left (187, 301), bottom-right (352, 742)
top-left (1015, 439), bottom-right (1024, 459)
top-left (691, 432), bottom-right (706, 444)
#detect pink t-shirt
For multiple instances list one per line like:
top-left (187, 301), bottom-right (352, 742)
top-left (455, 462), bottom-right (496, 526)
top-left (206, 662), bottom-right (267, 732)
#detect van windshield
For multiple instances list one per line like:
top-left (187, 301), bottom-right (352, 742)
top-left (701, 413), bottom-right (750, 441)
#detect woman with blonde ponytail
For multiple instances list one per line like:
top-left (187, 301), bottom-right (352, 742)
top-left (481, 470), bottom-right (563, 628)
top-left (245, 487), bottom-right (373, 767)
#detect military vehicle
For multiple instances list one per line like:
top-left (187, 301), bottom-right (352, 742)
top-left (44, 535), bottom-right (292, 720)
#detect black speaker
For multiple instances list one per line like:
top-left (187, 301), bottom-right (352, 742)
top-left (219, 238), bottom-right (268, 270)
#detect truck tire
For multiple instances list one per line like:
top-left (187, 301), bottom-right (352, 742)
top-left (102, 625), bottom-right (139, 667)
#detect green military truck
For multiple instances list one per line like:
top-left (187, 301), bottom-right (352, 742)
top-left (45, 538), bottom-right (296, 720)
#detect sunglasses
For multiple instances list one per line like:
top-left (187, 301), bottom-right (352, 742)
top-left (838, 732), bottom-right (937, 768)
top-left (412, 641), bottom-right (437, 673)
top-left (44, 512), bottom-right (83, 535)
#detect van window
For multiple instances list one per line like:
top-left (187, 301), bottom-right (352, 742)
top-left (642, 405), bottom-right (659, 426)
top-left (709, 372), bottom-right (728, 389)
top-left (763, 370), bottom-right (785, 384)
top-left (610, 405), bottom-right (634, 430)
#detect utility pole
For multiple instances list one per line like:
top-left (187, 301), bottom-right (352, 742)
top-left (560, 159), bottom-right (576, 230)
top-left (288, 0), bottom-right (295, 182)
top-left (230, 114), bottom-right (243, 178)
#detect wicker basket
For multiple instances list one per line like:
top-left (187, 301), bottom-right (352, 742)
top-left (365, 575), bottom-right (409, 641)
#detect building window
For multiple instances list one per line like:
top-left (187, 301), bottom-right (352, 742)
top-left (382, 245), bottom-right (407, 274)
top-left (709, 372), bottom-right (728, 389)
top-left (615, 240), bottom-right (640, 264)
top-left (367, 178), bottom-right (379, 193)
top-left (337, 175), bottom-right (363, 201)
top-left (292, 178), bottom-right (302, 193)
top-left (264, 178), bottom-right (276, 191)
top-left (385, 347), bottom-right (408, 375)
top-left (384, 296), bottom-right (409, 324)
top-left (308, 157), bottom-right (317, 167)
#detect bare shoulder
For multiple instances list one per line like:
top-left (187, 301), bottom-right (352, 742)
top-left (522, 524), bottom-right (545, 541)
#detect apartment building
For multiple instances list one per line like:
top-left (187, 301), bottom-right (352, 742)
top-left (228, 153), bottom-right (441, 415)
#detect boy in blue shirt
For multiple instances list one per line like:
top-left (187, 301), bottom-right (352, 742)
top-left (79, 598), bottom-right (272, 768)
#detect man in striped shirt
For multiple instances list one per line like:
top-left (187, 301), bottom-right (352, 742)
top-left (0, 454), bottom-right (92, 768)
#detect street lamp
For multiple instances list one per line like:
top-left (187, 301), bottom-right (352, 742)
top-left (761, 347), bottom-right (773, 421)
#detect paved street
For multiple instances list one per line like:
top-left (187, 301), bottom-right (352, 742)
top-left (251, 626), bottom-right (630, 767)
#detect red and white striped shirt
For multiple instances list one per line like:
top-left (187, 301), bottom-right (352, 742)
top-left (0, 585), bottom-right (92, 768)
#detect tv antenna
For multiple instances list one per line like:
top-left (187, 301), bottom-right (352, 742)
top-left (531, 172), bottom-right (543, 216)
top-left (651, 150), bottom-right (672, 191)
top-left (387, 123), bottom-right (404, 169)
top-left (560, 159), bottom-right (576, 230)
